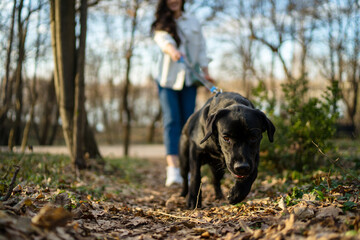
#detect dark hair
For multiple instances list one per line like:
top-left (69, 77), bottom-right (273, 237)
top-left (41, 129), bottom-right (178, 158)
top-left (151, 0), bottom-right (185, 47)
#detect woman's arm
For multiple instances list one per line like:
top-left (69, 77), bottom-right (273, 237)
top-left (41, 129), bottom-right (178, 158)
top-left (154, 31), bottom-right (182, 61)
top-left (163, 43), bottom-right (182, 62)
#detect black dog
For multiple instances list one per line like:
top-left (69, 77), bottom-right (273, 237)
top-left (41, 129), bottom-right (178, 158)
top-left (179, 92), bottom-right (275, 209)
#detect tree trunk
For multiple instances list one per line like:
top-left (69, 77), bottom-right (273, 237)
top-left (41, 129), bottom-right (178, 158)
top-left (122, 0), bottom-right (139, 157)
top-left (48, 109), bottom-right (60, 145)
top-left (73, 0), bottom-right (88, 169)
top-left (50, 0), bottom-right (76, 160)
top-left (50, 0), bottom-right (102, 169)
top-left (8, 0), bottom-right (27, 150)
top-left (147, 103), bottom-right (162, 143)
top-left (0, 0), bottom-right (17, 146)
top-left (34, 76), bottom-right (59, 145)
top-left (0, 0), bottom-right (17, 128)
top-left (21, 3), bottom-right (42, 152)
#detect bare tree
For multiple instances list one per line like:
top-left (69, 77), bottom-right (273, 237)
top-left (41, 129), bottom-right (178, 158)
top-left (249, 0), bottom-right (293, 81)
top-left (0, 0), bottom-right (17, 145)
top-left (33, 77), bottom-right (59, 146)
top-left (21, 0), bottom-right (43, 152)
top-left (121, 0), bottom-right (140, 156)
top-left (73, 0), bottom-right (88, 168)
top-left (50, 0), bottom-right (102, 169)
top-left (319, 0), bottom-right (360, 133)
top-left (8, 0), bottom-right (31, 149)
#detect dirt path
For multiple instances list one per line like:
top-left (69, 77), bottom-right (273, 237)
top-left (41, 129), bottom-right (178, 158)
top-left (1, 153), bottom-right (359, 239)
top-left (3, 144), bottom-right (166, 159)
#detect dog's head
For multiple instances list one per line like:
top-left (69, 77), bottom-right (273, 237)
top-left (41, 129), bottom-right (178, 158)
top-left (200, 104), bottom-right (275, 179)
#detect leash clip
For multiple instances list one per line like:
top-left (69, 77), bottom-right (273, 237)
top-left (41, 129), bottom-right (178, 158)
top-left (210, 86), bottom-right (222, 95)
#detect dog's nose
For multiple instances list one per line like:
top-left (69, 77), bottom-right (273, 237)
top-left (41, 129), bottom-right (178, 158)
top-left (234, 162), bottom-right (250, 175)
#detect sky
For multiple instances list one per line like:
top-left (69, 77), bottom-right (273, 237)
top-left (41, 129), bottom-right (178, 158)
top-left (1, 0), bottom-right (358, 89)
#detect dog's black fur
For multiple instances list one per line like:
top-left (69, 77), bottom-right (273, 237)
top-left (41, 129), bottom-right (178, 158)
top-left (179, 92), bottom-right (275, 209)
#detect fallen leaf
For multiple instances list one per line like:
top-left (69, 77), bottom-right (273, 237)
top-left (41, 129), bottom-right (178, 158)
top-left (126, 217), bottom-right (149, 227)
top-left (316, 206), bottom-right (342, 218)
top-left (36, 192), bottom-right (45, 199)
top-left (278, 197), bottom-right (286, 210)
top-left (54, 192), bottom-right (71, 207)
top-left (13, 184), bottom-right (22, 193)
top-left (201, 231), bottom-right (210, 238)
top-left (13, 197), bottom-right (32, 212)
top-left (282, 214), bottom-right (295, 235)
top-left (253, 229), bottom-right (263, 239)
top-left (31, 204), bottom-right (72, 229)
top-left (293, 206), bottom-right (314, 219)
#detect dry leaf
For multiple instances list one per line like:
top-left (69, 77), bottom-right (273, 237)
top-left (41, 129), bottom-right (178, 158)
top-left (36, 192), bottom-right (45, 199)
top-left (293, 206), bottom-right (315, 219)
top-left (126, 217), bottom-right (149, 227)
top-left (282, 214), bottom-right (295, 235)
top-left (31, 204), bottom-right (72, 229)
top-left (278, 197), bottom-right (286, 210)
top-left (55, 192), bottom-right (71, 207)
top-left (13, 197), bottom-right (32, 212)
top-left (316, 206), bottom-right (342, 218)
top-left (201, 231), bottom-right (211, 238)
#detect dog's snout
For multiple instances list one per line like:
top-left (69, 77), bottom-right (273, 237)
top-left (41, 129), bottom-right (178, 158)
top-left (234, 162), bottom-right (250, 175)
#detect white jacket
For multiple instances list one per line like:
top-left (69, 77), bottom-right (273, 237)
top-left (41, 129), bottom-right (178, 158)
top-left (153, 13), bottom-right (208, 90)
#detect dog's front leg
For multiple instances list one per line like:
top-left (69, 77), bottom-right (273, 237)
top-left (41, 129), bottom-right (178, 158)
top-left (210, 164), bottom-right (224, 200)
top-left (227, 169), bottom-right (258, 205)
top-left (187, 142), bottom-right (202, 209)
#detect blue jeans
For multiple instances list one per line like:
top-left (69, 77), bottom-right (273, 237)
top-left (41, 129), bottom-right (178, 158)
top-left (158, 84), bottom-right (197, 155)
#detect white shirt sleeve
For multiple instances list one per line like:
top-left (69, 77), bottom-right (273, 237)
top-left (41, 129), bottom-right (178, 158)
top-left (154, 30), bottom-right (177, 51)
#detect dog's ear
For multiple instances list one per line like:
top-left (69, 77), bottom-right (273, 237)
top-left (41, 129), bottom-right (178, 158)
top-left (200, 109), bottom-right (230, 144)
top-left (256, 110), bottom-right (276, 142)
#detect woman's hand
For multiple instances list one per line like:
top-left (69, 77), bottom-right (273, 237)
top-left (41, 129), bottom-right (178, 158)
top-left (164, 43), bottom-right (182, 62)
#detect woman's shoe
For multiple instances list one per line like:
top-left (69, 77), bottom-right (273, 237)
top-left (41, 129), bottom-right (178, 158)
top-left (165, 166), bottom-right (183, 186)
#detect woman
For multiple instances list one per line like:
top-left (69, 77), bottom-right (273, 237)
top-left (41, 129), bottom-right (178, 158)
top-left (151, 0), bottom-right (213, 186)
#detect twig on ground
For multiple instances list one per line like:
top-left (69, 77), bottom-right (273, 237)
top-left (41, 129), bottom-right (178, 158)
top-left (312, 141), bottom-right (360, 184)
top-left (1, 165), bottom-right (20, 201)
top-left (239, 219), bottom-right (254, 234)
top-left (193, 182), bottom-right (202, 212)
top-left (153, 211), bottom-right (207, 224)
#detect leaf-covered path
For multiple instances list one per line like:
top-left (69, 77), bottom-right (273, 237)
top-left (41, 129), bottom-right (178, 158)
top-left (0, 154), bottom-right (359, 240)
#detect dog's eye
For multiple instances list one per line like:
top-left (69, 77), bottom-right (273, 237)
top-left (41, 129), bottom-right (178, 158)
top-left (249, 135), bottom-right (259, 143)
top-left (223, 136), bottom-right (230, 143)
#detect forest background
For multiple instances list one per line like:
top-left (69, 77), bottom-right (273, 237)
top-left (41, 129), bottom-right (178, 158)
top-left (0, 0), bottom-right (359, 161)
top-left (0, 1), bottom-right (360, 239)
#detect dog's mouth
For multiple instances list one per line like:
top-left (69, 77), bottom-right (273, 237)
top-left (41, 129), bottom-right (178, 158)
top-left (235, 175), bottom-right (248, 179)
top-left (231, 172), bottom-right (249, 180)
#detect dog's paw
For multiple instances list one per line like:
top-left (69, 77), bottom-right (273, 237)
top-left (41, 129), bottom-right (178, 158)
top-left (215, 190), bottom-right (224, 200)
top-left (180, 189), bottom-right (187, 197)
top-left (227, 188), bottom-right (246, 205)
top-left (187, 195), bottom-right (201, 209)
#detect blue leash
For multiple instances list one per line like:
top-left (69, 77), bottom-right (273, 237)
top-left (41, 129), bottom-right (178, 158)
top-left (178, 56), bottom-right (222, 94)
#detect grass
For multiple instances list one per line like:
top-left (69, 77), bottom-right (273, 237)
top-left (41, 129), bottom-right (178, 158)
top-left (0, 152), bottom-right (147, 200)
top-left (0, 152), bottom-right (70, 188)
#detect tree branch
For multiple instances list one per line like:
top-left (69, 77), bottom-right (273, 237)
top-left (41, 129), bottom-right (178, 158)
top-left (0, 165), bottom-right (20, 201)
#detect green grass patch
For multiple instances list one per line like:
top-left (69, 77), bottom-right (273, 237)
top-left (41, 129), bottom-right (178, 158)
top-left (0, 152), bottom-right (147, 199)
top-left (0, 152), bottom-right (71, 188)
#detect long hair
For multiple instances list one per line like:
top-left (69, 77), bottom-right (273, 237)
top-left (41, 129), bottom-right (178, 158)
top-left (151, 0), bottom-right (185, 47)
